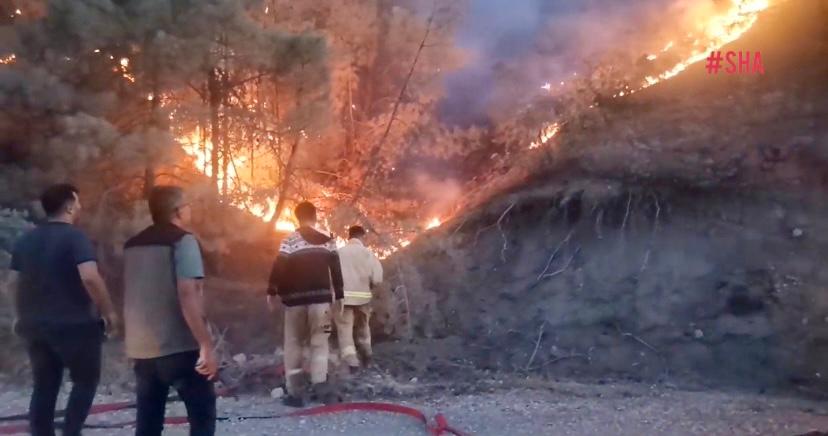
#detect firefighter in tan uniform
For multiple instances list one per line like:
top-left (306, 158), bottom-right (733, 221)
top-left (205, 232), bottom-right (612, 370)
top-left (267, 202), bottom-right (344, 407)
top-left (334, 226), bottom-right (383, 371)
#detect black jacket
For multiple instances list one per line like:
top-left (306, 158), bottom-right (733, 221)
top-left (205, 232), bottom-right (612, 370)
top-left (267, 226), bottom-right (344, 306)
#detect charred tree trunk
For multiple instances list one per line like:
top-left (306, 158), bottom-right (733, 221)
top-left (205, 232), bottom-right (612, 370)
top-left (208, 68), bottom-right (222, 191)
top-left (270, 85), bottom-right (303, 226)
top-left (143, 57), bottom-right (160, 199)
top-left (361, 0), bottom-right (393, 117)
top-left (272, 136), bottom-right (300, 227)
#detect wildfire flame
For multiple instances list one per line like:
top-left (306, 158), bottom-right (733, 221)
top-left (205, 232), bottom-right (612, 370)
top-left (178, 128), bottom-right (297, 232)
top-left (425, 217), bottom-right (442, 230)
top-left (642, 0), bottom-right (770, 87)
top-left (0, 54), bottom-right (16, 65)
top-left (531, 0), bottom-right (770, 150)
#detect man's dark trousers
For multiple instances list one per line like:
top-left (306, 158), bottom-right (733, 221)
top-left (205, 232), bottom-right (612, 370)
top-left (24, 322), bottom-right (103, 436)
top-left (133, 350), bottom-right (216, 436)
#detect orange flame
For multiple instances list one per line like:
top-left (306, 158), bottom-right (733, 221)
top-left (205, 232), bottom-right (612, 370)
top-left (425, 217), bottom-right (442, 230)
top-left (178, 128), bottom-right (297, 232)
top-left (531, 0), bottom-right (769, 150)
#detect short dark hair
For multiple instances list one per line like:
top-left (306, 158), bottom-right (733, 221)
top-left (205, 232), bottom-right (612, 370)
top-left (294, 201), bottom-right (316, 223)
top-left (40, 183), bottom-right (79, 217)
top-left (148, 185), bottom-right (185, 224)
top-left (348, 225), bottom-right (366, 239)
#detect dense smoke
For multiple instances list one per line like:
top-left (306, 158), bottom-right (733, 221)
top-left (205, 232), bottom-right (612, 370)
top-left (413, 173), bottom-right (462, 218)
top-left (440, 0), bottom-right (734, 125)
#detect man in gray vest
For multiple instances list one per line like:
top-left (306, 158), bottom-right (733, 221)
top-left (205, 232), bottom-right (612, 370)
top-left (123, 186), bottom-right (217, 436)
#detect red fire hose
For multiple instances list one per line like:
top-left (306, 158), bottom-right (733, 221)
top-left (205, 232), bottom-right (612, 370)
top-left (0, 400), bottom-right (468, 435)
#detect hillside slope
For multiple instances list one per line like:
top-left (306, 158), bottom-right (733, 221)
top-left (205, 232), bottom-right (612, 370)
top-left (373, 0), bottom-right (828, 390)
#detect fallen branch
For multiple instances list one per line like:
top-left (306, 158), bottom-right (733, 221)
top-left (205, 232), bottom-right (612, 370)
top-left (537, 354), bottom-right (589, 369)
top-left (615, 323), bottom-right (659, 354)
top-left (525, 322), bottom-right (546, 371)
top-left (536, 230), bottom-right (575, 281)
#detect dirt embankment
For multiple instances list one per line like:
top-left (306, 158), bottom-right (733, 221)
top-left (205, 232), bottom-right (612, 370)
top-left (370, 0), bottom-right (828, 392)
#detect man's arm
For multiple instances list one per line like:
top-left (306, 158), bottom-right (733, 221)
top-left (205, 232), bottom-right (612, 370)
top-left (78, 261), bottom-right (118, 334)
top-left (174, 234), bottom-right (217, 380)
top-left (177, 278), bottom-right (213, 352)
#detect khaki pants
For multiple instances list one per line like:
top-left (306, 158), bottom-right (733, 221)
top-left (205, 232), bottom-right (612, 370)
top-left (283, 303), bottom-right (332, 396)
top-left (334, 303), bottom-right (372, 367)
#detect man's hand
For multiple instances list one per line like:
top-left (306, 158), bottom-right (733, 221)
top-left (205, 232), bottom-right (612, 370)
top-left (103, 311), bottom-right (121, 338)
top-left (196, 346), bottom-right (219, 381)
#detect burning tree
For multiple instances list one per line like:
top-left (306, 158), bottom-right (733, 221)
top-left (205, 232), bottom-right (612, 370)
top-left (0, 0), bottom-right (468, 256)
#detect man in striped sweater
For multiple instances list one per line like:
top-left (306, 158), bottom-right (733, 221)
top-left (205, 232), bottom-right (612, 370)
top-left (267, 202), bottom-right (344, 407)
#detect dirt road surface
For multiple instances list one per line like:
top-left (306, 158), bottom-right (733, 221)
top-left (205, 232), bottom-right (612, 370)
top-left (2, 379), bottom-right (828, 435)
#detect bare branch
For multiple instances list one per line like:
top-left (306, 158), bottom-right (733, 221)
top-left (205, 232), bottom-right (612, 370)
top-left (537, 229), bottom-right (574, 281)
top-left (351, 0), bottom-right (438, 204)
top-left (498, 202), bottom-right (517, 262)
top-left (621, 192), bottom-right (632, 232)
top-left (539, 247), bottom-right (580, 280)
top-left (615, 323), bottom-right (659, 354)
top-left (525, 322), bottom-right (546, 371)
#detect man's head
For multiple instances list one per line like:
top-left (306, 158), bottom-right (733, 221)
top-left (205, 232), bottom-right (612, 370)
top-left (294, 201), bottom-right (317, 226)
top-left (41, 183), bottom-right (81, 223)
top-left (148, 186), bottom-right (191, 227)
top-left (348, 225), bottom-right (366, 241)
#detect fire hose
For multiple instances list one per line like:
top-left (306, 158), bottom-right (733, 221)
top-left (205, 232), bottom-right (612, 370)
top-left (0, 394), bottom-right (467, 435)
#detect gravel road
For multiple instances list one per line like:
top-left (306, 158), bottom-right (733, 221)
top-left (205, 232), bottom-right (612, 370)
top-left (1, 380), bottom-right (828, 435)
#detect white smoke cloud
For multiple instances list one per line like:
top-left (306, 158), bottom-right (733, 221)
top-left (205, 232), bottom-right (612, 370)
top-left (413, 172), bottom-right (462, 216)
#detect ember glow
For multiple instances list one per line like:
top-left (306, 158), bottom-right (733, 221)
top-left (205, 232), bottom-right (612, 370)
top-left (531, 0), bottom-right (770, 150)
top-left (425, 218), bottom-right (442, 230)
top-left (528, 123), bottom-right (561, 149)
top-left (0, 54), bottom-right (16, 65)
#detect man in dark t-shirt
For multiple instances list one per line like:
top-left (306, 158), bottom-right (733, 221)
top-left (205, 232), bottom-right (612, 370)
top-left (9, 184), bottom-right (118, 436)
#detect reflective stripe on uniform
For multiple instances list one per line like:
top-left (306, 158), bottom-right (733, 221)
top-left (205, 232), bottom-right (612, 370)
top-left (344, 291), bottom-right (372, 299)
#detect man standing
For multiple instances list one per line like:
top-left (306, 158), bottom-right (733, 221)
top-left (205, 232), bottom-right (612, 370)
top-left (334, 226), bottom-right (383, 372)
top-left (267, 201), bottom-right (344, 407)
top-left (123, 186), bottom-right (217, 436)
top-left (8, 183), bottom-right (118, 436)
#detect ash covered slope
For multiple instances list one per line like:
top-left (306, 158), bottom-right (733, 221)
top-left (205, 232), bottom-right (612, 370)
top-left (373, 0), bottom-right (828, 389)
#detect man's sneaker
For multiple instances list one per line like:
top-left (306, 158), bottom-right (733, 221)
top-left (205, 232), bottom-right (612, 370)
top-left (282, 394), bottom-right (305, 408)
top-left (348, 365), bottom-right (361, 375)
